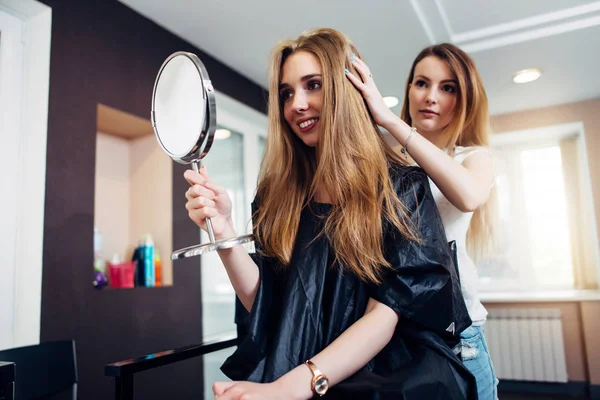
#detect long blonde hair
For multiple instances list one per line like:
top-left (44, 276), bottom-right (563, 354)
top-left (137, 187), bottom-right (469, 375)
top-left (400, 43), bottom-right (497, 261)
top-left (255, 28), bottom-right (419, 284)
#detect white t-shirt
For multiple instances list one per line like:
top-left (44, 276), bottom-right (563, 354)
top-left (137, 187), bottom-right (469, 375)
top-left (426, 146), bottom-right (493, 326)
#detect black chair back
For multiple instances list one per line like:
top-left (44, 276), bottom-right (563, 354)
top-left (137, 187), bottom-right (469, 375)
top-left (0, 361), bottom-right (15, 400)
top-left (0, 340), bottom-right (77, 399)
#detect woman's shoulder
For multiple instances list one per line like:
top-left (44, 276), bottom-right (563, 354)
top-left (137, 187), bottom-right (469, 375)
top-left (388, 163), bottom-right (432, 206)
top-left (388, 163), bottom-right (429, 187)
top-left (453, 145), bottom-right (493, 163)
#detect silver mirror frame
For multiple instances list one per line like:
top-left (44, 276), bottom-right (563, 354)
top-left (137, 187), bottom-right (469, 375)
top-left (151, 51), bottom-right (216, 164)
top-left (151, 51), bottom-right (255, 261)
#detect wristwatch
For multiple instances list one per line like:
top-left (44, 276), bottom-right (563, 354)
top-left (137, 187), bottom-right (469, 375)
top-left (304, 360), bottom-right (329, 396)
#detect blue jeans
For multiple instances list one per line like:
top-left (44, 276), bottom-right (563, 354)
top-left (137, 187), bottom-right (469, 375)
top-left (460, 325), bottom-right (499, 400)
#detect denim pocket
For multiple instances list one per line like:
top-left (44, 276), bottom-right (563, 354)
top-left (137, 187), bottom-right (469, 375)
top-left (460, 326), bottom-right (483, 361)
top-left (461, 337), bottom-right (482, 361)
top-left (460, 326), bottom-right (498, 400)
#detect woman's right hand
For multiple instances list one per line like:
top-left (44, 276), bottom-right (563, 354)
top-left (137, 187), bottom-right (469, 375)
top-left (345, 55), bottom-right (399, 129)
top-left (184, 166), bottom-right (236, 240)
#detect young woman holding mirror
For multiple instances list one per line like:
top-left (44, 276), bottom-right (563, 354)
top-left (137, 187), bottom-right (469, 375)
top-left (184, 28), bottom-right (476, 400)
top-left (346, 44), bottom-right (498, 399)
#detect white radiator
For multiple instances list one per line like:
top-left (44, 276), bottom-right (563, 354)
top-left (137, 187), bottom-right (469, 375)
top-left (484, 308), bottom-right (568, 382)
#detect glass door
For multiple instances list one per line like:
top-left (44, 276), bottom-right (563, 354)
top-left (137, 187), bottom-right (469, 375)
top-left (198, 92), bottom-right (267, 399)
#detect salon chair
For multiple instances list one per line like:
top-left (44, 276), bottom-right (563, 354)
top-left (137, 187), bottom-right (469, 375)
top-left (0, 362), bottom-right (15, 400)
top-left (104, 334), bottom-right (238, 400)
top-left (0, 340), bottom-right (78, 400)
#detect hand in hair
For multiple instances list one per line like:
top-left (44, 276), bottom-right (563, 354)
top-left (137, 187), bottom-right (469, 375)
top-left (345, 55), bottom-right (397, 127)
top-left (184, 166), bottom-right (237, 240)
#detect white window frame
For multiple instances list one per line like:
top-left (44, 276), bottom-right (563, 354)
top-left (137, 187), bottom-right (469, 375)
top-left (0, 0), bottom-right (51, 350)
top-left (481, 122), bottom-right (600, 292)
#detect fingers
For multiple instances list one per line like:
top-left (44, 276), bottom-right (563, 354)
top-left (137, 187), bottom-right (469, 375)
top-left (184, 165), bottom-right (216, 186)
top-left (213, 381), bottom-right (236, 396)
top-left (187, 206), bottom-right (218, 225)
top-left (205, 180), bottom-right (227, 196)
top-left (185, 189), bottom-right (218, 222)
top-left (184, 169), bottom-right (204, 186)
top-left (185, 195), bottom-right (216, 211)
top-left (184, 167), bottom-right (226, 197)
top-left (215, 382), bottom-right (245, 400)
top-left (185, 185), bottom-right (218, 225)
top-left (345, 53), bottom-right (374, 92)
top-left (349, 54), bottom-right (373, 83)
top-left (185, 184), bottom-right (215, 201)
top-left (345, 68), bottom-right (366, 91)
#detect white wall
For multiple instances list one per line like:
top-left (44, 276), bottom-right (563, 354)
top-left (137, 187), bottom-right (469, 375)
top-left (129, 134), bottom-right (173, 285)
top-left (0, 0), bottom-right (51, 350)
top-left (0, 5), bottom-right (25, 352)
top-left (94, 133), bottom-right (132, 264)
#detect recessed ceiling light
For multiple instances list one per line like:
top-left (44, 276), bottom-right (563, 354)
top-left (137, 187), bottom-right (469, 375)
top-left (383, 96), bottom-right (399, 108)
top-left (513, 68), bottom-right (542, 84)
top-left (215, 129), bottom-right (231, 140)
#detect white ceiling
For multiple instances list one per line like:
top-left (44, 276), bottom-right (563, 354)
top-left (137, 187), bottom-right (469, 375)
top-left (119, 0), bottom-right (600, 116)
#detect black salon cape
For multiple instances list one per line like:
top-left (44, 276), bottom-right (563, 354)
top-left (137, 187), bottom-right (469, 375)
top-left (222, 166), bottom-right (477, 399)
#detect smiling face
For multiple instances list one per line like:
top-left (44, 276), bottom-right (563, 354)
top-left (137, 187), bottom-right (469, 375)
top-left (279, 51), bottom-right (324, 147)
top-left (408, 55), bottom-right (458, 139)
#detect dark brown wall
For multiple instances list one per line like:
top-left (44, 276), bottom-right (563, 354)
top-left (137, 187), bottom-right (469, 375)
top-left (38, 1), bottom-right (266, 398)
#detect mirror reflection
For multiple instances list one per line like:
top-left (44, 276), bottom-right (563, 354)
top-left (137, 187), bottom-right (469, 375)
top-left (152, 54), bottom-right (207, 159)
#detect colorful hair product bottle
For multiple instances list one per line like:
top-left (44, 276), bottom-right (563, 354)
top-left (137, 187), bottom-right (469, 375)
top-left (143, 234), bottom-right (155, 287)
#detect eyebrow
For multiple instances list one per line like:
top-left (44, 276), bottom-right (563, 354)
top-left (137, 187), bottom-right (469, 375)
top-left (279, 74), bottom-right (322, 91)
top-left (414, 74), bottom-right (458, 84)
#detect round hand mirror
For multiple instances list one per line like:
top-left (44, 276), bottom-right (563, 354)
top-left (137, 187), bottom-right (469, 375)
top-left (151, 51), bottom-right (254, 260)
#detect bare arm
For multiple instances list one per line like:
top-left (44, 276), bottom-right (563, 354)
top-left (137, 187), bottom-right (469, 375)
top-left (346, 56), bottom-right (494, 213)
top-left (384, 118), bottom-right (494, 212)
top-left (279, 298), bottom-right (398, 397)
top-left (215, 237), bottom-right (260, 313)
top-left (214, 298), bottom-right (398, 400)
top-left (184, 168), bottom-right (259, 311)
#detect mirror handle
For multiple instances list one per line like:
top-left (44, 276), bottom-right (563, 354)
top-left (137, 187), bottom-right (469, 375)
top-left (192, 161), bottom-right (217, 243)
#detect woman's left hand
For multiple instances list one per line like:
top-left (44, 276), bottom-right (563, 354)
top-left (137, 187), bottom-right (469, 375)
top-left (213, 380), bottom-right (302, 400)
top-left (345, 55), bottom-right (398, 128)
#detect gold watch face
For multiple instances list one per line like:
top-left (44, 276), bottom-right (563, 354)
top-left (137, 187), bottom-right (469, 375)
top-left (315, 376), bottom-right (329, 395)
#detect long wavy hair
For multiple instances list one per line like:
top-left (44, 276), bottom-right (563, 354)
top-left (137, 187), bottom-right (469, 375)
top-left (254, 28), bottom-right (419, 284)
top-left (400, 43), bottom-right (498, 261)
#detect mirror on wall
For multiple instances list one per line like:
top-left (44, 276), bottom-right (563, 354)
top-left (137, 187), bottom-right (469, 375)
top-left (93, 103), bottom-right (173, 289)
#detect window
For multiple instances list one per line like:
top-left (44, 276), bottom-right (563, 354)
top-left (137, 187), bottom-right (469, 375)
top-left (199, 92), bottom-right (267, 398)
top-left (258, 135), bottom-right (266, 159)
top-left (478, 124), bottom-right (599, 292)
top-left (200, 128), bottom-right (246, 340)
top-left (521, 146), bottom-right (574, 286)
